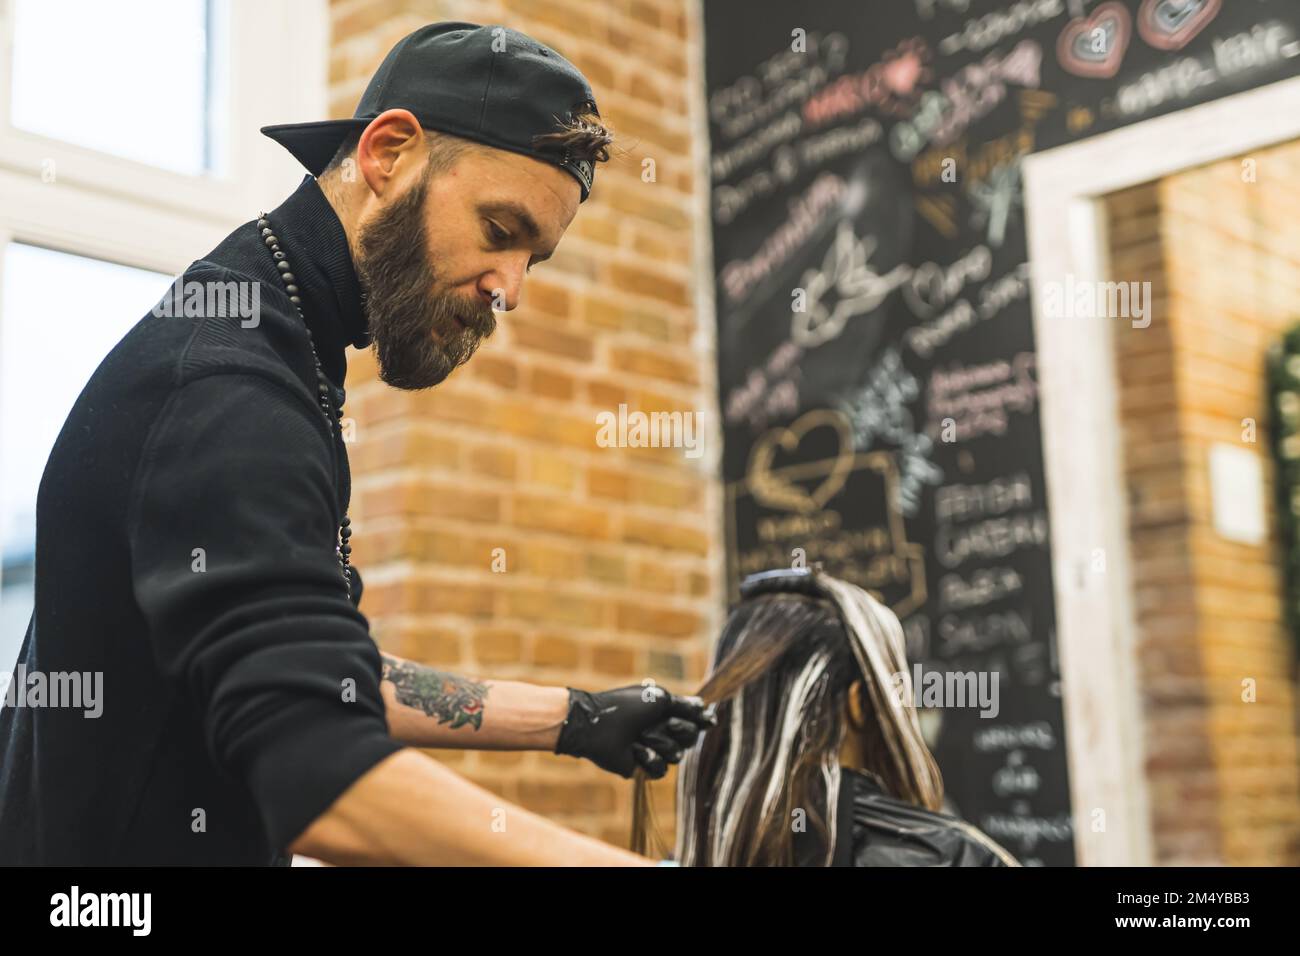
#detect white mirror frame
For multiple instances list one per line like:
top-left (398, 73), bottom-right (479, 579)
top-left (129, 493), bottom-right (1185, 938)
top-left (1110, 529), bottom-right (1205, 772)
top-left (1023, 75), bottom-right (1300, 866)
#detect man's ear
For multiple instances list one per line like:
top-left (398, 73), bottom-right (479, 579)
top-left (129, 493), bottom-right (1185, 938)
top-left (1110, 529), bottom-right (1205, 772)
top-left (355, 108), bottom-right (426, 196)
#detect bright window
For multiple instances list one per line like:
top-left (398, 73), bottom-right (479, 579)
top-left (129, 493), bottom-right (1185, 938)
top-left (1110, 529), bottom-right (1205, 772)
top-left (11, 0), bottom-right (228, 176)
top-left (0, 244), bottom-right (172, 670)
top-left (0, 0), bottom-right (328, 674)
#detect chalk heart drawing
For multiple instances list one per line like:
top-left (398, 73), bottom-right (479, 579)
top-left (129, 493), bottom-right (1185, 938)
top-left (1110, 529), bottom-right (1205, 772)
top-left (1138, 0), bottom-right (1221, 51)
top-left (1057, 1), bottom-right (1132, 78)
top-left (748, 410), bottom-right (855, 514)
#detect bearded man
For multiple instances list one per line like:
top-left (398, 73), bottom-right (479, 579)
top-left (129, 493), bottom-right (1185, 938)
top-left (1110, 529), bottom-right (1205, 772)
top-left (0, 21), bottom-right (712, 866)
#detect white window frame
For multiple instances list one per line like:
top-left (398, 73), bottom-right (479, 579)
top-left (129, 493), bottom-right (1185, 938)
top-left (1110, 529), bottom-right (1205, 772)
top-left (1023, 75), bottom-right (1300, 867)
top-left (0, 0), bottom-right (330, 275)
top-left (0, 0), bottom-right (328, 599)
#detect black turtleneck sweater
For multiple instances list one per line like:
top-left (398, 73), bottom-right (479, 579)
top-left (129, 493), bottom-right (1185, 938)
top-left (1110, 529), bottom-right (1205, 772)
top-left (0, 176), bottom-right (404, 865)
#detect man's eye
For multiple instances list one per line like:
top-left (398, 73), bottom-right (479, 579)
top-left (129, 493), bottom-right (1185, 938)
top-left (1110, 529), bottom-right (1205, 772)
top-left (486, 221), bottom-right (510, 243)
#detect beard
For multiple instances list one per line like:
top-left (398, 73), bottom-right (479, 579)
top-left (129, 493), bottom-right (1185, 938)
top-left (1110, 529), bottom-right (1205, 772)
top-left (354, 171), bottom-right (497, 390)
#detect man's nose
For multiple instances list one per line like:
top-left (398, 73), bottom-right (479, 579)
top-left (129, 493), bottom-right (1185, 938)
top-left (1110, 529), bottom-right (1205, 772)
top-left (479, 264), bottom-right (526, 312)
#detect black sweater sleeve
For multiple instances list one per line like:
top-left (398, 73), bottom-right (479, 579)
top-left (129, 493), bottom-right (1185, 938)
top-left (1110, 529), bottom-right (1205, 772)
top-left (127, 371), bottom-right (403, 851)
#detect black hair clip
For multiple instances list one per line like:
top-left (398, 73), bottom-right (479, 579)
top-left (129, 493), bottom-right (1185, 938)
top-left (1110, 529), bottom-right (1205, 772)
top-left (738, 568), bottom-right (832, 601)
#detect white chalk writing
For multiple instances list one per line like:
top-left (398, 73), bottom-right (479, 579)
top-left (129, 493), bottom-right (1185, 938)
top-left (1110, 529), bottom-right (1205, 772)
top-left (940, 565), bottom-right (1023, 611)
top-left (974, 720), bottom-right (1056, 751)
top-left (937, 511), bottom-right (1049, 568)
top-left (936, 472), bottom-right (1033, 523)
top-left (939, 0), bottom-right (1066, 55)
top-left (793, 220), bottom-right (907, 348)
top-left (938, 608), bottom-right (1032, 657)
top-left (891, 39), bottom-right (1043, 161)
top-left (1114, 21), bottom-right (1299, 119)
top-left (902, 244), bottom-right (993, 319)
top-left (710, 32), bottom-right (849, 142)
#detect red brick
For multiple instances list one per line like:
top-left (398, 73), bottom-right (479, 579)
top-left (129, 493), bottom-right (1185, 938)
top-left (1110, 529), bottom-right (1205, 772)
top-left (592, 643), bottom-right (638, 675)
top-left (467, 444), bottom-right (518, 480)
top-left (514, 494), bottom-right (610, 539)
top-left (615, 601), bottom-right (702, 639)
top-left (528, 367), bottom-right (576, 400)
top-left (533, 633), bottom-right (581, 668)
top-left (610, 346), bottom-right (698, 385)
top-left (475, 628), bottom-right (524, 665)
top-left (472, 353), bottom-right (519, 390)
top-left (510, 318), bottom-right (595, 362)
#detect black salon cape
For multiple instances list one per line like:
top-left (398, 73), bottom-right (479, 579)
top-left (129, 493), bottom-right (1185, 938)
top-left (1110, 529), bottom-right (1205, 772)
top-left (791, 769), bottom-right (1018, 866)
top-left (0, 176), bottom-right (403, 865)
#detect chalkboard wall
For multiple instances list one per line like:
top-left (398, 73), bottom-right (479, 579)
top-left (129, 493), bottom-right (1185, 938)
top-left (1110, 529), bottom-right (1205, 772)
top-left (703, 0), bottom-right (1300, 865)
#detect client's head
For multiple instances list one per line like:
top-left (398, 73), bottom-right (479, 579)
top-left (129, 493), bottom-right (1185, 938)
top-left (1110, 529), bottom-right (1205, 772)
top-left (632, 572), bottom-right (942, 866)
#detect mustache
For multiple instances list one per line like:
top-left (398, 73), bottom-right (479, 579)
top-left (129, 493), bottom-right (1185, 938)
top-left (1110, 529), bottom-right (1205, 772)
top-left (445, 294), bottom-right (497, 338)
top-left (358, 241), bottom-right (497, 340)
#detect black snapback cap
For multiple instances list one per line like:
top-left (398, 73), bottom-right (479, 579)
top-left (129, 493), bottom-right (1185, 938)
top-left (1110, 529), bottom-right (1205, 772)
top-left (261, 21), bottom-right (600, 201)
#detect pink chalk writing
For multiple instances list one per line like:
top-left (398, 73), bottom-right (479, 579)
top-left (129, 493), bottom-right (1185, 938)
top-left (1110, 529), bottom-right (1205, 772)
top-left (803, 37), bottom-right (932, 127)
top-left (927, 352), bottom-right (1038, 442)
top-left (720, 172), bottom-right (847, 306)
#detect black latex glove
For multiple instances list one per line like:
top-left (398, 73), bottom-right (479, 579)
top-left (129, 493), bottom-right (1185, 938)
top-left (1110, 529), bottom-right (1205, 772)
top-left (554, 684), bottom-right (718, 779)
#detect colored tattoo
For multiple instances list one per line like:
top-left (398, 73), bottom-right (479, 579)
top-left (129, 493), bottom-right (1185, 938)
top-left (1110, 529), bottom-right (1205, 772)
top-left (381, 655), bottom-right (489, 731)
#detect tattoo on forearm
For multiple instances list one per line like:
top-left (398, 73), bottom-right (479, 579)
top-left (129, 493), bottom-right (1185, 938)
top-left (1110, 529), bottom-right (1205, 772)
top-left (381, 655), bottom-right (489, 730)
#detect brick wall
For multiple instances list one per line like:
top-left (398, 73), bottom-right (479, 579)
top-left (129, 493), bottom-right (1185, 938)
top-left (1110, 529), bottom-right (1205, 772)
top-left (327, 0), bottom-right (718, 849)
top-left (324, 1), bottom-right (1300, 867)
top-left (1104, 142), bottom-right (1300, 866)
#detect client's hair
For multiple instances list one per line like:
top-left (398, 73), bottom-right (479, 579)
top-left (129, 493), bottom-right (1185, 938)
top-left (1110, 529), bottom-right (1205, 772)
top-left (630, 574), bottom-right (943, 866)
